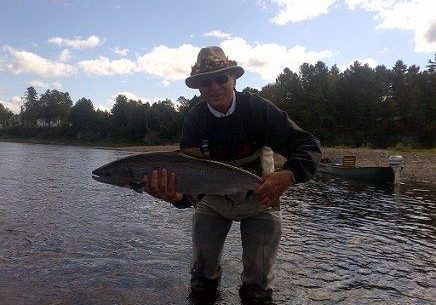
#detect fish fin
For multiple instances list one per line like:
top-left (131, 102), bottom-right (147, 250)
top-left (130, 182), bottom-right (144, 193)
top-left (271, 200), bottom-right (281, 211)
top-left (180, 147), bottom-right (204, 159)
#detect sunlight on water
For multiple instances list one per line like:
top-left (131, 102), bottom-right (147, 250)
top-left (0, 142), bottom-right (434, 305)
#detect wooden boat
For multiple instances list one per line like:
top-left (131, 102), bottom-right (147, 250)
top-left (317, 155), bottom-right (403, 185)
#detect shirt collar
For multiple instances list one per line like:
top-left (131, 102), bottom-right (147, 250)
top-left (207, 91), bottom-right (236, 117)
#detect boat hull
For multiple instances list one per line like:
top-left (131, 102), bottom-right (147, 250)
top-left (318, 163), bottom-right (395, 184)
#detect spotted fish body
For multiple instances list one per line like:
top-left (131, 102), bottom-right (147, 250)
top-left (92, 150), bottom-right (263, 195)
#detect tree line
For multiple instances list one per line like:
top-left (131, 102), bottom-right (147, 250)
top-left (0, 55), bottom-right (435, 148)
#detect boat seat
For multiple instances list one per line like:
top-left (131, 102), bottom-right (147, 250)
top-left (342, 155), bottom-right (356, 167)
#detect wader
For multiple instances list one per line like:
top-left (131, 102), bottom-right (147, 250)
top-left (190, 191), bottom-right (282, 303)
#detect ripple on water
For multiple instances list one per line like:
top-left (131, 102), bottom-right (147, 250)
top-left (0, 142), bottom-right (435, 304)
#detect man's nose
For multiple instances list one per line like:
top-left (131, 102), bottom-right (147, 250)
top-left (207, 79), bottom-right (221, 89)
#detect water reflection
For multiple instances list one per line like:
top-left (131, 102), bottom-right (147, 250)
top-left (0, 142), bottom-right (434, 304)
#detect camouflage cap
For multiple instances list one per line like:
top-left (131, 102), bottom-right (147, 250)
top-left (185, 46), bottom-right (244, 89)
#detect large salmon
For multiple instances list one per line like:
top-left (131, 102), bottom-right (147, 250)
top-left (92, 150), bottom-right (263, 195)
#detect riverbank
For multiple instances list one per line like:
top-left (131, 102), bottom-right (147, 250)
top-left (115, 145), bottom-right (435, 184)
top-left (1, 140), bottom-right (434, 184)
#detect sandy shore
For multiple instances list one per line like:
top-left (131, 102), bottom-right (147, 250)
top-left (116, 145), bottom-right (435, 184)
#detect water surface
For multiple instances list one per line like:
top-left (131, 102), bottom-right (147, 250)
top-left (0, 142), bottom-right (434, 304)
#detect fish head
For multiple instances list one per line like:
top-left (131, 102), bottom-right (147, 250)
top-left (92, 161), bottom-right (132, 188)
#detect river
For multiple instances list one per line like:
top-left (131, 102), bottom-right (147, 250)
top-left (0, 142), bottom-right (434, 305)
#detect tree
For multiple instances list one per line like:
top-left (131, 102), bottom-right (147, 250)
top-left (39, 89), bottom-right (73, 126)
top-left (0, 103), bottom-right (13, 126)
top-left (147, 99), bottom-right (180, 143)
top-left (426, 53), bottom-right (436, 73)
top-left (336, 61), bottom-right (380, 145)
top-left (110, 95), bottom-right (149, 142)
top-left (70, 97), bottom-right (95, 133)
top-left (22, 86), bottom-right (41, 126)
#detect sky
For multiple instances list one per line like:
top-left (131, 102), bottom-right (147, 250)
top-left (0, 0), bottom-right (435, 114)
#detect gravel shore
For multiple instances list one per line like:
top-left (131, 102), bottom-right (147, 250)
top-left (117, 145), bottom-right (435, 184)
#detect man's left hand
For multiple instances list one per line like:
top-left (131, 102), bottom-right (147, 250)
top-left (254, 170), bottom-right (295, 207)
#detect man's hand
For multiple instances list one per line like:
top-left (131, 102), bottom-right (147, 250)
top-left (143, 169), bottom-right (183, 203)
top-left (254, 170), bottom-right (295, 207)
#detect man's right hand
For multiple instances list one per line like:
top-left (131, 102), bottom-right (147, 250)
top-left (143, 169), bottom-right (183, 203)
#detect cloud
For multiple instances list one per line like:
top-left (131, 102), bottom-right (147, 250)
top-left (0, 96), bottom-right (22, 114)
top-left (95, 91), bottom-right (166, 112)
top-left (203, 30), bottom-right (233, 39)
top-left (113, 47), bottom-right (129, 57)
top-left (345, 0), bottom-right (436, 53)
top-left (29, 80), bottom-right (48, 88)
top-left (425, 20), bottom-right (436, 43)
top-left (58, 49), bottom-right (72, 62)
top-left (78, 56), bottom-right (136, 75)
top-left (48, 35), bottom-right (102, 49)
top-left (256, 0), bottom-right (268, 10)
top-left (269, 0), bottom-right (338, 24)
top-left (136, 44), bottom-right (200, 81)
top-left (219, 36), bottom-right (334, 80)
top-left (133, 37), bottom-right (332, 83)
top-left (338, 57), bottom-right (378, 71)
top-left (2, 46), bottom-right (75, 77)
top-left (29, 80), bottom-right (62, 90)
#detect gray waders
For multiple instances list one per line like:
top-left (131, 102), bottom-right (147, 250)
top-left (190, 192), bottom-right (282, 304)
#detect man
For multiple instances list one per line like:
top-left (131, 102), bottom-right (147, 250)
top-left (144, 46), bottom-right (321, 304)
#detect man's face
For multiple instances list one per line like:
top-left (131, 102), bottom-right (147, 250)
top-left (199, 73), bottom-right (235, 113)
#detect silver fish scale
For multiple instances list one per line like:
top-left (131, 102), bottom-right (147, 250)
top-left (106, 151), bottom-right (262, 195)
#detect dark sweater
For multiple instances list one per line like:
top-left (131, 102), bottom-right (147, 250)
top-left (180, 91), bottom-right (322, 183)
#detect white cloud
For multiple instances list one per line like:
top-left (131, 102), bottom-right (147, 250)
top-left (338, 57), bottom-right (378, 71)
top-left (116, 91), bottom-right (165, 104)
top-left (345, 0), bottom-right (436, 53)
top-left (48, 35), bottom-right (102, 49)
top-left (219, 36), bottom-right (334, 81)
top-left (29, 80), bottom-right (62, 90)
top-left (134, 38), bottom-right (332, 83)
top-left (136, 44), bottom-right (200, 81)
top-left (203, 30), bottom-right (233, 39)
top-left (58, 49), bottom-right (72, 62)
top-left (256, 0), bottom-right (268, 10)
top-left (52, 81), bottom-right (62, 90)
top-left (270, 0), bottom-right (338, 24)
top-left (95, 91), bottom-right (166, 112)
top-left (0, 95), bottom-right (22, 114)
top-left (2, 46), bottom-right (75, 77)
top-left (29, 80), bottom-right (48, 88)
top-left (426, 20), bottom-right (436, 42)
top-left (78, 56), bottom-right (136, 75)
top-left (113, 47), bottom-right (129, 57)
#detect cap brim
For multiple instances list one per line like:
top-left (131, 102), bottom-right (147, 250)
top-left (185, 66), bottom-right (244, 89)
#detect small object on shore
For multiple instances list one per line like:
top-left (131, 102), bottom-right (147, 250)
top-left (92, 150), bottom-right (263, 196)
top-left (318, 155), bottom-right (404, 185)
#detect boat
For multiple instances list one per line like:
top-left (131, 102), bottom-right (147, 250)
top-left (318, 155), bottom-right (404, 185)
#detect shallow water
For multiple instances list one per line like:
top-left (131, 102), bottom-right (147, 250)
top-left (0, 142), bottom-right (434, 305)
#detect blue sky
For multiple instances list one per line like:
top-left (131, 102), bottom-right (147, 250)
top-left (1, 0), bottom-right (435, 113)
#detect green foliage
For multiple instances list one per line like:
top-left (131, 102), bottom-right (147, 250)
top-left (0, 103), bottom-right (13, 126)
top-left (2, 54), bottom-right (435, 148)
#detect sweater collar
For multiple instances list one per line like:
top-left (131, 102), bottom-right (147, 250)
top-left (206, 91), bottom-right (236, 117)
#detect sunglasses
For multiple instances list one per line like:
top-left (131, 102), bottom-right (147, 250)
top-left (199, 74), bottom-right (231, 88)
